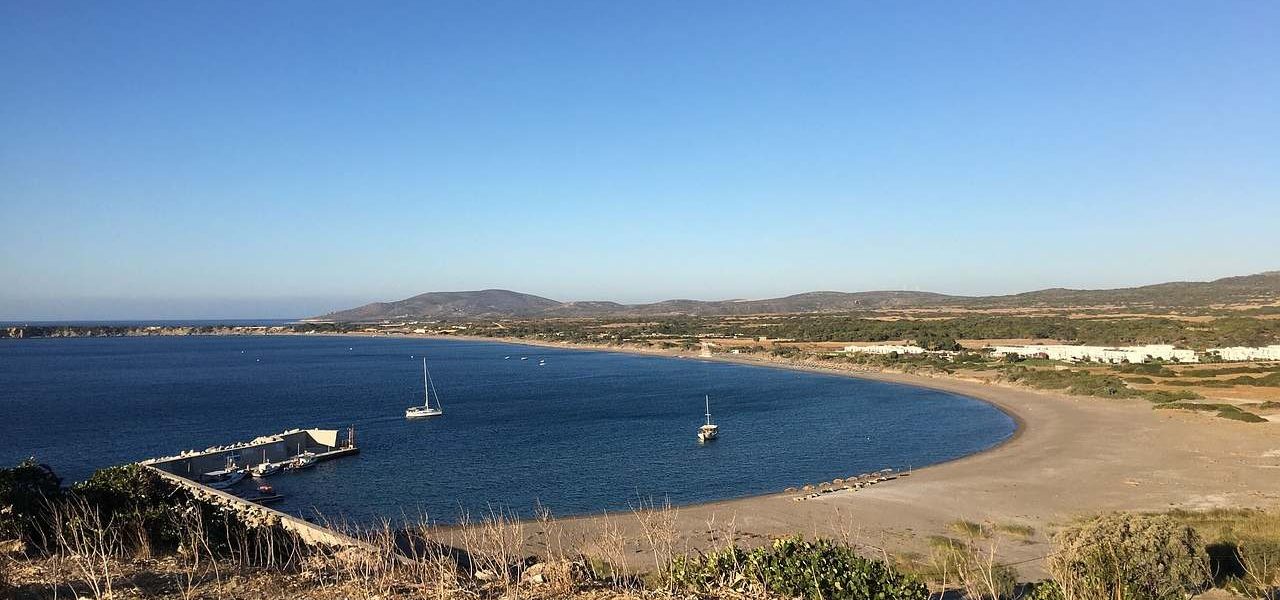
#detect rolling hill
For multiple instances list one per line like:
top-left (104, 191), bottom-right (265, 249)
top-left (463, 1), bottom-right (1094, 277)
top-left (310, 271), bottom-right (1280, 322)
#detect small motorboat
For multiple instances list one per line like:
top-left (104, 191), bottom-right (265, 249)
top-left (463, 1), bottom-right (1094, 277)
top-left (286, 452), bottom-right (317, 471)
top-left (251, 461), bottom-right (282, 478)
top-left (243, 483), bottom-right (284, 505)
top-left (504, 356), bottom-right (511, 359)
top-left (250, 449), bottom-right (281, 478)
top-left (203, 462), bottom-right (247, 489)
top-left (202, 456), bottom-right (246, 489)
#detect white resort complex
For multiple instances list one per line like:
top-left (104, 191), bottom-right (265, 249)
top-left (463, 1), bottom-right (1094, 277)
top-left (1207, 345), bottom-right (1280, 361)
top-left (987, 344), bottom-right (1200, 364)
top-left (841, 344), bottom-right (928, 355)
top-left (840, 342), bottom-right (1280, 364)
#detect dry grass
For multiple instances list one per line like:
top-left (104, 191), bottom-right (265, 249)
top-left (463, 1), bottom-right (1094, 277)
top-left (928, 521), bottom-right (1017, 600)
top-left (631, 497), bottom-right (679, 588)
top-left (1164, 508), bottom-right (1280, 597)
top-left (47, 495), bottom-right (123, 599)
top-left (993, 522), bottom-right (1036, 538)
top-left (12, 489), bottom-right (1280, 600)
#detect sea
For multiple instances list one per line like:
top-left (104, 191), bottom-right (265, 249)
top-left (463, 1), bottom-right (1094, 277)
top-left (0, 335), bottom-right (1016, 524)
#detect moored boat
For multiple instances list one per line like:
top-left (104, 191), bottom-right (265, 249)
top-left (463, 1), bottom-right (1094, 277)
top-left (251, 448), bottom-right (281, 478)
top-left (405, 356), bottom-right (444, 419)
top-left (698, 395), bottom-right (719, 443)
top-left (203, 457), bottom-right (248, 489)
top-left (286, 452), bottom-right (317, 470)
top-left (243, 483), bottom-right (284, 505)
top-left (251, 461), bottom-right (282, 478)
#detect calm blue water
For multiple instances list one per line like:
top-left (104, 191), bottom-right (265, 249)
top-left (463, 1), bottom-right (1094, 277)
top-left (0, 336), bottom-right (1015, 523)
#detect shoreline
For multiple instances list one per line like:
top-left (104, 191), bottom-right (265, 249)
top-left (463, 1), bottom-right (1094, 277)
top-left (11, 331), bottom-right (1280, 577)
top-left (387, 334), bottom-right (1280, 574)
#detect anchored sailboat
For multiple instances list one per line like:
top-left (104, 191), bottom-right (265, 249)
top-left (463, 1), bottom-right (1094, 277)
top-left (406, 356), bottom-right (444, 419)
top-left (698, 394), bottom-right (719, 443)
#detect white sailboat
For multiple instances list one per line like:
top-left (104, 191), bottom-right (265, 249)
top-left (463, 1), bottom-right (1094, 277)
top-left (698, 395), bottom-right (719, 443)
top-left (405, 356), bottom-right (444, 419)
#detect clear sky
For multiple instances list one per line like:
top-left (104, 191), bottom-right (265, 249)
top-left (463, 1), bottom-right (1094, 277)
top-left (2, 2), bottom-right (1278, 320)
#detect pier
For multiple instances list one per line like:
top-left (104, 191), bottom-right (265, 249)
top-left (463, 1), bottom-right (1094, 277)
top-left (139, 426), bottom-right (359, 479)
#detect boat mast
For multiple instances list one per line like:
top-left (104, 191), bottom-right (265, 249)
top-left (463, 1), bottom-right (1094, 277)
top-left (426, 361), bottom-right (441, 411)
top-left (422, 357), bottom-right (430, 409)
top-left (705, 395), bottom-right (712, 426)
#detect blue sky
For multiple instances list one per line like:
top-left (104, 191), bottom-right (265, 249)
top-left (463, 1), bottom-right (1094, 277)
top-left (2, 2), bottom-right (1278, 319)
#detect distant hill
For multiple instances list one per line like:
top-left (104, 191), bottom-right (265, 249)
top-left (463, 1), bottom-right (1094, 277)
top-left (313, 290), bottom-right (561, 321)
top-left (310, 271), bottom-right (1280, 322)
top-left (969, 271), bottom-right (1280, 308)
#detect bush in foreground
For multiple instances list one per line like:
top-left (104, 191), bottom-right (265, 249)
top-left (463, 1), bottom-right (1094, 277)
top-left (70, 464), bottom-right (183, 551)
top-left (668, 536), bottom-right (928, 599)
top-left (1048, 513), bottom-right (1209, 600)
top-left (0, 458), bottom-right (63, 546)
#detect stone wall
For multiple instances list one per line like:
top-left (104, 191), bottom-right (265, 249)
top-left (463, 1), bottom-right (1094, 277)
top-left (146, 467), bottom-right (381, 552)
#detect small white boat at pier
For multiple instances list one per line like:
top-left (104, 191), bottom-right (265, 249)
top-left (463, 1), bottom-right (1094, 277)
top-left (202, 457), bottom-right (247, 489)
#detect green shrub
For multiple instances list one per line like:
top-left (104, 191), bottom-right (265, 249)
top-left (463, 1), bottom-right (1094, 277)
top-left (668, 544), bottom-right (751, 591)
top-left (2, 461), bottom-right (305, 567)
top-left (1224, 372), bottom-right (1280, 388)
top-left (1179, 365), bottom-right (1272, 377)
top-left (1125, 376), bottom-right (1155, 384)
top-left (1216, 406), bottom-right (1269, 423)
top-left (1140, 389), bottom-right (1202, 404)
top-left (70, 464), bottom-right (182, 550)
top-left (1022, 580), bottom-right (1065, 600)
top-left (1002, 367), bottom-right (1141, 399)
top-left (1047, 513), bottom-right (1209, 600)
top-left (0, 459), bottom-right (63, 545)
top-left (669, 536), bottom-right (928, 599)
top-left (1114, 364), bottom-right (1177, 377)
top-left (1155, 403), bottom-right (1267, 423)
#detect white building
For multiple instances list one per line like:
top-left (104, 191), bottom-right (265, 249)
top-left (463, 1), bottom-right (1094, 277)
top-left (1206, 345), bottom-right (1280, 361)
top-left (842, 344), bottom-right (927, 355)
top-left (988, 344), bottom-right (1198, 364)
